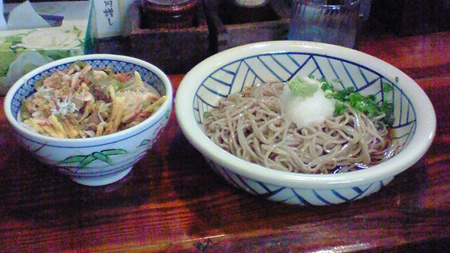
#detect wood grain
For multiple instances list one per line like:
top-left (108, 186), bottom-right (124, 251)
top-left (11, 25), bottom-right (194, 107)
top-left (0, 32), bottom-right (448, 252)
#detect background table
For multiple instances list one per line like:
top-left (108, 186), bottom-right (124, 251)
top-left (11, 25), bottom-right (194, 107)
top-left (0, 31), bottom-right (448, 252)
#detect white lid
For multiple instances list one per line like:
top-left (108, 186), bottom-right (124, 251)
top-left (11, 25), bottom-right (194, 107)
top-left (232, 0), bottom-right (268, 7)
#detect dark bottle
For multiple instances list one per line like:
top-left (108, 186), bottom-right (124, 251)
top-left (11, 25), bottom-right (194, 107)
top-left (141, 0), bottom-right (198, 29)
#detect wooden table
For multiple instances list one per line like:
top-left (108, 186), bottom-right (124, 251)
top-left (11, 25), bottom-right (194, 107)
top-left (0, 32), bottom-right (448, 252)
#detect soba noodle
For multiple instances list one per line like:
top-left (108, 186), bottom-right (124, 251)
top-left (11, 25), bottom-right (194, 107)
top-left (203, 81), bottom-right (397, 174)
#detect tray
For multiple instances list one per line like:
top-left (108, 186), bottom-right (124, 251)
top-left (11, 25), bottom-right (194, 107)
top-left (204, 0), bottom-right (291, 53)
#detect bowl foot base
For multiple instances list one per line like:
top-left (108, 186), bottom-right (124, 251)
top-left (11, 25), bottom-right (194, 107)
top-left (70, 167), bottom-right (133, 186)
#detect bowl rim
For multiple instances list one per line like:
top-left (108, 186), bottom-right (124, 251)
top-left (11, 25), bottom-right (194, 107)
top-left (4, 54), bottom-right (173, 145)
top-left (175, 40), bottom-right (437, 189)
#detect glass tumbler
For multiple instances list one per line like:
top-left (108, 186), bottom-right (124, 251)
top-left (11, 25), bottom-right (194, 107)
top-left (288, 0), bottom-right (360, 48)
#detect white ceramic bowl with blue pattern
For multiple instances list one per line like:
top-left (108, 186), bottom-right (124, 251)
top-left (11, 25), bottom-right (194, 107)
top-left (175, 41), bottom-right (436, 205)
top-left (4, 54), bottom-right (173, 186)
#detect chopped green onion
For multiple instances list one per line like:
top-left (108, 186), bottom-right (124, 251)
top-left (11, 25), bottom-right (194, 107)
top-left (320, 80), bottom-right (395, 126)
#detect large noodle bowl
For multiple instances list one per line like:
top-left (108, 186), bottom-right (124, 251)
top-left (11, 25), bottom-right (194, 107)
top-left (202, 81), bottom-right (398, 174)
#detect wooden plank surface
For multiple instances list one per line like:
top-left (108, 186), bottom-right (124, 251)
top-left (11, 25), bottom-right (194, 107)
top-left (0, 31), bottom-right (448, 252)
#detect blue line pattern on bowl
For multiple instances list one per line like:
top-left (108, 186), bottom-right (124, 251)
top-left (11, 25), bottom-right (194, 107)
top-left (193, 52), bottom-right (414, 205)
top-left (207, 158), bottom-right (394, 205)
top-left (194, 52), bottom-right (417, 152)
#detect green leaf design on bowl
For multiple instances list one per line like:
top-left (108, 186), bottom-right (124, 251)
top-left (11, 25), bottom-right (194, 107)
top-left (59, 148), bottom-right (128, 169)
top-left (139, 139), bottom-right (151, 147)
top-left (165, 109), bottom-right (170, 119)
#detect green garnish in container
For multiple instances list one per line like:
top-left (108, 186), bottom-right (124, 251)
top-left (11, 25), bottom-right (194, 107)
top-left (320, 78), bottom-right (395, 126)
